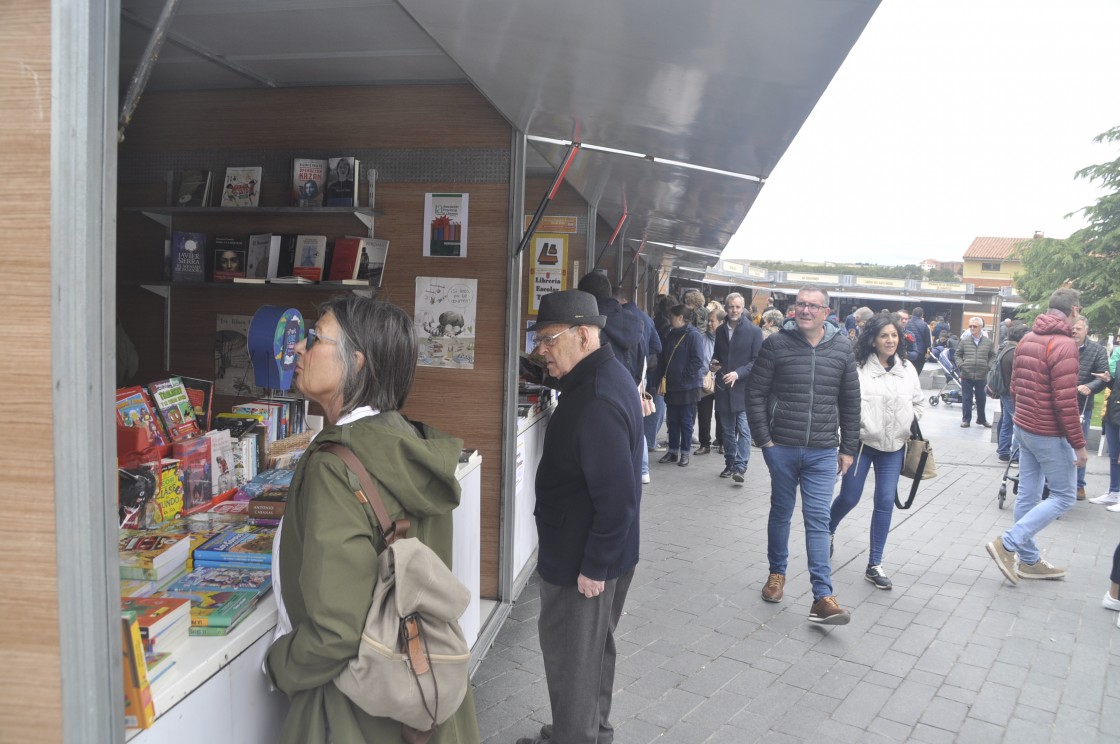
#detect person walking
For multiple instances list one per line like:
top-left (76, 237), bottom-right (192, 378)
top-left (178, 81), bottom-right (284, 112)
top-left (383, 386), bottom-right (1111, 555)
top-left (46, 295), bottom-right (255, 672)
top-left (995, 322), bottom-right (1028, 461)
top-left (985, 287), bottom-right (1087, 584)
top-left (747, 286), bottom-right (860, 625)
top-left (1071, 317), bottom-right (1109, 500)
top-left (657, 305), bottom-right (704, 467)
top-left (905, 306), bottom-right (934, 375)
top-left (1088, 359), bottom-right (1119, 508)
top-left (713, 292), bottom-right (764, 482)
top-left (695, 309), bottom-right (725, 456)
top-left (829, 313), bottom-right (925, 590)
top-left (518, 289), bottom-right (642, 744)
top-left (957, 317), bottom-right (995, 427)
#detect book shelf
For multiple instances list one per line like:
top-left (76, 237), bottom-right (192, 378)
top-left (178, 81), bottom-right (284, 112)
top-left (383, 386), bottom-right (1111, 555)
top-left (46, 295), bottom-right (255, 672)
top-left (131, 206), bottom-right (381, 236)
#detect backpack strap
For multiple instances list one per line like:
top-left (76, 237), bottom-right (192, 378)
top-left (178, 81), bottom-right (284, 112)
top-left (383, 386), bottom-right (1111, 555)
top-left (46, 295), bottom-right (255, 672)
top-left (317, 442), bottom-right (410, 545)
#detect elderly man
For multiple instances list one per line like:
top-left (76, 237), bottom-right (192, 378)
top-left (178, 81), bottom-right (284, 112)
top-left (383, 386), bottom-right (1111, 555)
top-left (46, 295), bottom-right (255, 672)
top-left (747, 285), bottom-right (861, 625)
top-left (1072, 317), bottom-right (1110, 500)
top-left (987, 287), bottom-right (1087, 583)
top-left (957, 317), bottom-right (995, 427)
top-left (712, 292), bottom-right (763, 481)
top-left (519, 289), bottom-right (642, 744)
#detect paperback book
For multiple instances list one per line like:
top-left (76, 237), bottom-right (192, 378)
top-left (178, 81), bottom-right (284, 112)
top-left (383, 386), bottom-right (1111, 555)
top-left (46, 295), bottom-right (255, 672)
top-left (211, 235), bottom-right (248, 282)
top-left (147, 377), bottom-right (202, 442)
top-left (357, 238), bottom-right (389, 287)
top-left (115, 386), bottom-right (169, 447)
top-left (290, 158), bottom-right (327, 207)
top-left (119, 531), bottom-right (190, 581)
top-left (174, 169), bottom-right (212, 207)
top-left (220, 166), bottom-right (262, 207)
top-left (192, 529), bottom-right (274, 566)
top-left (325, 156), bottom-right (359, 206)
top-left (244, 233), bottom-right (274, 280)
top-left (170, 231), bottom-right (207, 283)
top-left (176, 376), bottom-right (214, 431)
top-left (121, 612), bottom-right (156, 729)
top-left (292, 235), bottom-right (327, 282)
top-left (166, 565), bottom-right (272, 594)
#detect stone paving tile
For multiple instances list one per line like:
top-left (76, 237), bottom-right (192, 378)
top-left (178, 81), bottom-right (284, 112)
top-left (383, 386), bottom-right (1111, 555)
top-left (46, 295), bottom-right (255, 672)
top-left (469, 401), bottom-right (1120, 742)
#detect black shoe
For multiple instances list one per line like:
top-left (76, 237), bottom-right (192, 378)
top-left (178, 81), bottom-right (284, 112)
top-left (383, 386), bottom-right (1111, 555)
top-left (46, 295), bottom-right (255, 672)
top-left (960, 422), bottom-right (970, 428)
top-left (865, 565), bottom-right (893, 590)
top-left (732, 470), bottom-right (745, 484)
top-left (658, 452), bottom-right (678, 464)
top-left (694, 445), bottom-right (710, 455)
top-left (979, 421), bottom-right (992, 428)
top-left (678, 454), bottom-right (690, 467)
top-left (998, 454), bottom-right (1010, 462)
top-left (719, 467), bottom-right (733, 478)
top-left (717, 445), bottom-right (724, 454)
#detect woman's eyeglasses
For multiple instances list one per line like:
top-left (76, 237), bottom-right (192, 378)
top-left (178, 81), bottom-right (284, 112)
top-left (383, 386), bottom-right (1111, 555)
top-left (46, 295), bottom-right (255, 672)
top-left (305, 328), bottom-right (339, 350)
top-left (532, 326), bottom-right (576, 349)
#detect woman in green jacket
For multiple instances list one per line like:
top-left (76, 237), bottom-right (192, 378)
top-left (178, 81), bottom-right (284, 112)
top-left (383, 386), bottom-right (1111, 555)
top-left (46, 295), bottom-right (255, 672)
top-left (266, 295), bottom-right (479, 744)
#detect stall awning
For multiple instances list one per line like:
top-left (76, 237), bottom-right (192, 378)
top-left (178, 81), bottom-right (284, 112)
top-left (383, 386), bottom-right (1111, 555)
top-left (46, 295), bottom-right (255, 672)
top-left (829, 290), bottom-right (980, 305)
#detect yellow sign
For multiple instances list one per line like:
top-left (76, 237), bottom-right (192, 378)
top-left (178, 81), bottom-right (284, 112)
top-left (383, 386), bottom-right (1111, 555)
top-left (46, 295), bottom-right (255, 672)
top-left (528, 234), bottom-right (568, 314)
top-left (921, 281), bottom-right (966, 293)
top-left (787, 272), bottom-right (839, 283)
top-left (748, 266), bottom-right (769, 279)
top-left (722, 260), bottom-right (745, 274)
top-left (855, 277), bottom-right (906, 288)
top-left (523, 215), bottom-right (579, 234)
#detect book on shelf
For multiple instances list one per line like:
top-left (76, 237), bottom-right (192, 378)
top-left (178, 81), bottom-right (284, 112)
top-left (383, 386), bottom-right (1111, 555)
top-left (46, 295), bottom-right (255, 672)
top-left (203, 429), bottom-right (237, 495)
top-left (290, 157), bottom-right (327, 207)
top-left (166, 565), bottom-right (273, 594)
top-left (212, 413), bottom-right (263, 440)
top-left (192, 529), bottom-right (274, 566)
top-left (170, 231), bottom-right (206, 283)
top-left (172, 437), bottom-right (213, 512)
top-left (268, 275), bottom-right (316, 284)
top-left (119, 531), bottom-right (190, 581)
top-left (231, 402), bottom-right (281, 441)
top-left (325, 156), bottom-right (359, 207)
top-left (176, 376), bottom-right (214, 431)
top-left (244, 233), bottom-right (273, 280)
top-left (292, 234), bottom-right (327, 282)
top-left (326, 235), bottom-right (364, 281)
top-left (357, 237), bottom-right (389, 287)
top-left (220, 166), bottom-right (262, 207)
top-left (367, 168), bottom-right (378, 210)
top-left (147, 377), bottom-right (203, 442)
top-left (174, 169), bottom-right (212, 207)
top-left (211, 235), bottom-right (248, 282)
top-left (115, 386), bottom-right (169, 447)
top-left (121, 611), bottom-right (156, 730)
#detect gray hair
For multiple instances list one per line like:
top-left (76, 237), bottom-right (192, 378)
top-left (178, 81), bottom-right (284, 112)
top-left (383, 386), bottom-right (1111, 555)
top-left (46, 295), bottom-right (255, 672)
top-left (725, 292), bottom-right (745, 306)
top-left (798, 284), bottom-right (830, 307)
top-left (1048, 287), bottom-right (1080, 316)
top-left (762, 309), bottom-right (784, 326)
top-left (316, 295), bottom-right (417, 414)
top-left (854, 306), bottom-right (874, 324)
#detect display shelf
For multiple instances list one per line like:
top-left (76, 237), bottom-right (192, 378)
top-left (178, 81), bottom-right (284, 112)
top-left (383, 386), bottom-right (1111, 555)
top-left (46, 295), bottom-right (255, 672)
top-left (130, 206), bottom-right (381, 234)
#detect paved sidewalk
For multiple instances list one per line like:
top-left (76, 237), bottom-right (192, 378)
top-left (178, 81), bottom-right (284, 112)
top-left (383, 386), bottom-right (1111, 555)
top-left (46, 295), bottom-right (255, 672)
top-left (472, 399), bottom-right (1120, 743)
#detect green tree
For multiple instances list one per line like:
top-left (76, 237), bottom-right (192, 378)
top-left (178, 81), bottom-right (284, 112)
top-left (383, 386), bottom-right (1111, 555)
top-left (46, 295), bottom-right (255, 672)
top-left (927, 267), bottom-right (960, 282)
top-left (1016, 126), bottom-right (1120, 332)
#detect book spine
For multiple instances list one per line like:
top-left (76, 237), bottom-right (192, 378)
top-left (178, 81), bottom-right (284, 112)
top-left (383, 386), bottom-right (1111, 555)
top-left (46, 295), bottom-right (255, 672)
top-left (121, 614), bottom-right (156, 728)
top-left (247, 500), bottom-right (286, 518)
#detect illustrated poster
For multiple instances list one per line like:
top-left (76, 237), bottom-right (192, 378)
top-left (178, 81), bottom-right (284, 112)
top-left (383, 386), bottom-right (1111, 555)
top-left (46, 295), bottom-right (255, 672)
top-left (423, 193), bottom-right (469, 258)
top-left (214, 314), bottom-right (266, 398)
top-left (528, 233), bottom-right (568, 315)
top-left (415, 277), bottom-right (477, 369)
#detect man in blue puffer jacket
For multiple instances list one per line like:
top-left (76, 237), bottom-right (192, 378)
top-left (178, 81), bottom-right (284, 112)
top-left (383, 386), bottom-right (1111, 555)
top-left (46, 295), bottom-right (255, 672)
top-left (747, 285), bottom-right (861, 626)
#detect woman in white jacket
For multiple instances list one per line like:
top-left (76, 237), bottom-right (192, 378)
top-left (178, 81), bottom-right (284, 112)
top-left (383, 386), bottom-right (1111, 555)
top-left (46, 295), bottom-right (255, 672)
top-left (829, 312), bottom-right (925, 590)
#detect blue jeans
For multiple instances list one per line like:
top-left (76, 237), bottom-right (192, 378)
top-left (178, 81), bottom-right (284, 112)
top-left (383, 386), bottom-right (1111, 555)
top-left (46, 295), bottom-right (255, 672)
top-left (1002, 426), bottom-right (1077, 565)
top-left (665, 403), bottom-right (696, 455)
top-left (998, 394), bottom-right (1016, 458)
top-left (717, 408), bottom-right (751, 472)
top-left (1105, 420), bottom-right (1120, 493)
top-left (644, 393), bottom-right (666, 449)
top-left (762, 444), bottom-right (836, 600)
top-left (961, 378), bottom-right (988, 424)
top-left (1076, 398), bottom-right (1093, 488)
top-left (829, 444), bottom-right (904, 567)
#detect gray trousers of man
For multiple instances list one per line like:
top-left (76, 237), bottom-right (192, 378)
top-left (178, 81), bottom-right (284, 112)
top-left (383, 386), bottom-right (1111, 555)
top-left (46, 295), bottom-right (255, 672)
top-left (538, 569), bottom-right (634, 744)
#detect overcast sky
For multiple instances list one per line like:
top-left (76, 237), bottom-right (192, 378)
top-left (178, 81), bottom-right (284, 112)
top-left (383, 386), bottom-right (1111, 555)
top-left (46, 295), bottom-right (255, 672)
top-left (721, 0), bottom-right (1120, 267)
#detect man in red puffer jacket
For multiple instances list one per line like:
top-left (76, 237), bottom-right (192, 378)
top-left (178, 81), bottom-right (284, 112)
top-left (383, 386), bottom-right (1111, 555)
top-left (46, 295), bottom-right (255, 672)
top-left (985, 287), bottom-right (1088, 585)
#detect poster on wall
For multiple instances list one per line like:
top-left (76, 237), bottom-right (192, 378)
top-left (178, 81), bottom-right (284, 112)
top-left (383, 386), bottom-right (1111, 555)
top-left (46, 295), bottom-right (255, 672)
top-left (214, 314), bottom-right (267, 398)
top-left (528, 233), bottom-right (568, 315)
top-left (423, 193), bottom-right (469, 257)
top-left (415, 276), bottom-right (477, 369)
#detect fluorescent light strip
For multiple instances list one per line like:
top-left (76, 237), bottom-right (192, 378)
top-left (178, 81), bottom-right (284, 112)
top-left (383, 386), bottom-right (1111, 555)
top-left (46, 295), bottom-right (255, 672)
top-left (675, 266), bottom-right (710, 274)
top-left (633, 240), bottom-right (721, 259)
top-left (527, 135), bottom-right (764, 183)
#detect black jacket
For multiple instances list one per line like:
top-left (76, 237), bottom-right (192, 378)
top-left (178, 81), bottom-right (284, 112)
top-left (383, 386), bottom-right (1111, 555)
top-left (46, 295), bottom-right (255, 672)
top-left (713, 318), bottom-right (764, 414)
top-left (746, 320), bottom-right (861, 454)
top-left (660, 324), bottom-right (704, 393)
top-left (534, 345), bottom-right (642, 585)
top-left (1077, 339), bottom-right (1109, 407)
top-left (597, 297), bottom-right (646, 385)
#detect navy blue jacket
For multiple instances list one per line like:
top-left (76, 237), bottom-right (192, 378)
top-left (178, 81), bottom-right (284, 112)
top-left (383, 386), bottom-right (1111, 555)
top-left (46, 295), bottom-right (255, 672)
top-left (534, 345), bottom-right (642, 584)
top-left (905, 316), bottom-right (933, 363)
top-left (624, 301), bottom-right (662, 385)
top-left (713, 318), bottom-right (764, 414)
top-left (660, 324), bottom-right (704, 393)
top-left (597, 297), bottom-right (646, 385)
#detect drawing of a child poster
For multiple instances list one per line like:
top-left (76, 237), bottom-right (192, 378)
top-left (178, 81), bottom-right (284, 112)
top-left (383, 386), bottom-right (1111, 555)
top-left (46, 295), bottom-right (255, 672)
top-left (414, 276), bottom-right (477, 369)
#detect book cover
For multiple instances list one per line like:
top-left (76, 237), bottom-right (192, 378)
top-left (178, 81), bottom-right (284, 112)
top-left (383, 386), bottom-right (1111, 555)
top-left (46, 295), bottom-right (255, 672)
top-left (115, 386), bottom-right (169, 447)
top-left (172, 437), bottom-right (213, 511)
top-left (292, 235), bottom-right (327, 282)
top-left (357, 238), bottom-right (389, 287)
top-left (176, 376), bottom-right (214, 432)
top-left (170, 589), bottom-right (259, 629)
top-left (121, 612), bottom-right (156, 729)
top-left (327, 236), bottom-right (363, 281)
top-left (119, 531), bottom-right (189, 581)
top-left (247, 491), bottom-right (286, 519)
top-left (120, 595), bottom-right (191, 641)
top-left (192, 529), bottom-right (274, 565)
top-left (166, 566), bottom-right (272, 594)
top-left (214, 314), bottom-right (266, 400)
top-left (148, 377), bottom-right (202, 442)
top-left (175, 169), bottom-right (212, 207)
top-left (290, 158), bottom-right (327, 207)
top-left (325, 156), bottom-right (359, 207)
top-left (245, 233), bottom-right (273, 280)
top-left (220, 166), bottom-right (262, 207)
top-left (147, 459), bottom-right (185, 527)
top-left (274, 233), bottom-right (298, 278)
top-left (207, 500), bottom-right (250, 516)
top-left (145, 652), bottom-right (177, 685)
top-left (233, 468), bottom-right (294, 501)
top-left (211, 235), bottom-right (248, 282)
top-left (170, 231), bottom-right (207, 283)
top-left (203, 429), bottom-right (237, 495)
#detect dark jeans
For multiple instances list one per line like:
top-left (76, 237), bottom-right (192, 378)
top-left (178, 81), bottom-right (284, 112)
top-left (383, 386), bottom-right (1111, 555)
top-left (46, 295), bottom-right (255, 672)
top-left (696, 393), bottom-right (721, 448)
top-left (1077, 398), bottom-right (1094, 488)
top-left (961, 378), bottom-right (988, 424)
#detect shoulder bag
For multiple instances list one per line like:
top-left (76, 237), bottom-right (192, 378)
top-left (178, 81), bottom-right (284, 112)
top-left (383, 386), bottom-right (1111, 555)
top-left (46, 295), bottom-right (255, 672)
top-left (659, 333), bottom-right (687, 396)
top-left (318, 443), bottom-right (471, 744)
top-left (896, 420), bottom-right (936, 509)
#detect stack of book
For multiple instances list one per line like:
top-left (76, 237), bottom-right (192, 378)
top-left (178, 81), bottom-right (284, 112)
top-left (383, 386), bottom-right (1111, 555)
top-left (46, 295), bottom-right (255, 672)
top-left (191, 524), bottom-right (275, 571)
top-left (119, 532), bottom-right (190, 584)
top-left (164, 566), bottom-right (273, 636)
top-left (120, 595), bottom-right (191, 665)
top-left (122, 611), bottom-right (156, 729)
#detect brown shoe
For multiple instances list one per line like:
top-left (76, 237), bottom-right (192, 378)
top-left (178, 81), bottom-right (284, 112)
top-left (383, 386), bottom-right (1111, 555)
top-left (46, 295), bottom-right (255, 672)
top-left (1077, 487), bottom-right (1086, 501)
top-left (809, 596), bottom-right (851, 625)
top-left (761, 573), bottom-right (785, 603)
top-left (694, 446), bottom-right (711, 455)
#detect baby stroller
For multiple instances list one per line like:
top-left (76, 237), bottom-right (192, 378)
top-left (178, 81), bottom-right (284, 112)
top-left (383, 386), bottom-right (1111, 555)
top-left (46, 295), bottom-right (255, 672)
top-left (928, 347), bottom-right (963, 407)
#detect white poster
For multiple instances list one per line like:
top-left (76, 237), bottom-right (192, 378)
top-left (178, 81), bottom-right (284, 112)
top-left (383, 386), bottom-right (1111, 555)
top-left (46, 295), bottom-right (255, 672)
top-left (528, 233), bottom-right (568, 315)
top-left (423, 193), bottom-right (469, 257)
top-left (415, 276), bottom-right (477, 369)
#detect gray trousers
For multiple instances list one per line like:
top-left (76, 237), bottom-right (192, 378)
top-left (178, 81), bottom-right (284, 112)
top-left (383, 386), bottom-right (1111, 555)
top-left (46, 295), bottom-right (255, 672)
top-left (538, 570), bottom-right (634, 744)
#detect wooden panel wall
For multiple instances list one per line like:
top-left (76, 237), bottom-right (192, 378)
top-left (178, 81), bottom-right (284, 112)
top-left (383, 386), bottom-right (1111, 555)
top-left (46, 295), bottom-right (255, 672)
top-left (117, 85), bottom-right (511, 598)
top-left (0, 3), bottom-right (62, 742)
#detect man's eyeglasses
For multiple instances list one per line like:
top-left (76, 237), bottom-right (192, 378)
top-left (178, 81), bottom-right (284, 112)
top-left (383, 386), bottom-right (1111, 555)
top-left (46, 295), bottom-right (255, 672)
top-left (795, 301), bottom-right (826, 314)
top-left (532, 326), bottom-right (576, 349)
top-left (305, 327), bottom-right (339, 350)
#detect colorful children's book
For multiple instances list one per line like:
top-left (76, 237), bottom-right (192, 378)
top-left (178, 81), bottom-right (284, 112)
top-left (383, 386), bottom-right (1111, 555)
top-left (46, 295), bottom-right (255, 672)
top-left (176, 376), bottom-right (214, 432)
top-left (115, 386), bottom-right (169, 447)
top-left (170, 231), bottom-right (206, 283)
top-left (290, 158), bottom-right (327, 207)
top-left (120, 595), bottom-right (191, 642)
top-left (168, 589), bottom-right (259, 631)
top-left (233, 468), bottom-right (294, 501)
top-left (122, 611), bottom-right (156, 729)
top-left (192, 529), bottom-right (274, 566)
top-left (148, 377), bottom-right (202, 442)
top-left (173, 437), bottom-right (213, 512)
top-left (220, 166), bottom-right (262, 207)
top-left (166, 566), bottom-right (273, 594)
top-left (119, 530), bottom-right (190, 581)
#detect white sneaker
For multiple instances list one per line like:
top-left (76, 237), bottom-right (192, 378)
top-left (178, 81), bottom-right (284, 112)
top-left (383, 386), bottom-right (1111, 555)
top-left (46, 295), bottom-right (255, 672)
top-left (1089, 491), bottom-right (1120, 505)
top-left (641, 473), bottom-right (651, 485)
top-left (1108, 501), bottom-right (1120, 512)
top-left (1103, 592), bottom-right (1120, 611)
